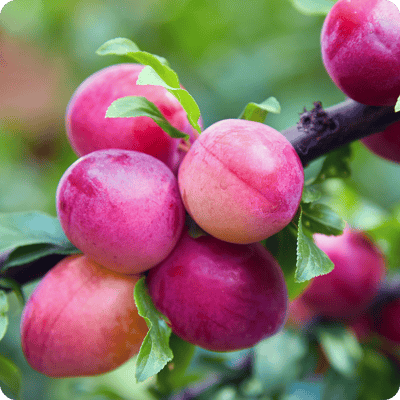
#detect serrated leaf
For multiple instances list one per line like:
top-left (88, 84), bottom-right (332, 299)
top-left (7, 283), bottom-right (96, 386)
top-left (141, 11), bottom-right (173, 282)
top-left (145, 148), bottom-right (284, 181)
top-left (96, 38), bottom-right (201, 134)
top-left (312, 146), bottom-right (352, 184)
top-left (395, 95), bottom-right (400, 113)
top-left (289, 0), bottom-right (335, 15)
top-left (301, 185), bottom-right (322, 203)
top-left (0, 354), bottom-right (22, 400)
top-left (316, 323), bottom-right (362, 378)
top-left (96, 38), bottom-right (178, 86)
top-left (263, 226), bottom-right (309, 300)
top-left (137, 66), bottom-right (201, 134)
top-left (301, 202), bottom-right (345, 236)
top-left (156, 334), bottom-right (199, 395)
top-left (295, 211), bottom-right (334, 282)
top-left (0, 212), bottom-right (79, 271)
top-left (106, 96), bottom-right (189, 139)
top-left (0, 279), bottom-right (24, 306)
top-left (238, 97), bottom-right (281, 123)
top-left (134, 277), bottom-right (173, 383)
top-left (0, 291), bottom-right (8, 341)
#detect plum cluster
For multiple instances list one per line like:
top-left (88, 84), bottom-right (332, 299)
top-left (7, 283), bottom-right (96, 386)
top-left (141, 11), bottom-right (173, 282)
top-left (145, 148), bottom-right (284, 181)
top-left (20, 63), bottom-right (303, 377)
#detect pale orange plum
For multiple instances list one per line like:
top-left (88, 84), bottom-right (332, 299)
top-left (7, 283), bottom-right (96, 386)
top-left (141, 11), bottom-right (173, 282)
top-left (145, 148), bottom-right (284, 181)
top-left (20, 255), bottom-right (148, 377)
top-left (56, 149), bottom-right (185, 274)
top-left (178, 119), bottom-right (304, 244)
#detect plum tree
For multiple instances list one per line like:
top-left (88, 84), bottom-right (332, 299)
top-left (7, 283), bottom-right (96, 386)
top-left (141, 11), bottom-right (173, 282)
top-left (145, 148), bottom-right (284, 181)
top-left (178, 119), bottom-right (304, 244)
top-left (361, 121), bottom-right (400, 163)
top-left (321, 0), bottom-right (400, 106)
top-left (20, 254), bottom-right (148, 377)
top-left (65, 63), bottom-right (199, 174)
top-left (56, 149), bottom-right (185, 274)
top-left (146, 230), bottom-right (288, 352)
top-left (299, 226), bottom-right (386, 319)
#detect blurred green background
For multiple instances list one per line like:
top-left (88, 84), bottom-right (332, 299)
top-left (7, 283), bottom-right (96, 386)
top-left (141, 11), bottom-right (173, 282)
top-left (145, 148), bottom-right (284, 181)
top-left (1, 0), bottom-right (400, 399)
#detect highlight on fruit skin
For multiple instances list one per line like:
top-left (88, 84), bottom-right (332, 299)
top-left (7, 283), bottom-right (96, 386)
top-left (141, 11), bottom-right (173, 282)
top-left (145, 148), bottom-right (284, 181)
top-left (320, 0), bottom-right (400, 106)
top-left (147, 230), bottom-right (288, 352)
top-left (20, 254), bottom-right (148, 378)
top-left (178, 119), bottom-right (304, 244)
top-left (65, 63), bottom-right (200, 174)
top-left (56, 149), bottom-right (185, 275)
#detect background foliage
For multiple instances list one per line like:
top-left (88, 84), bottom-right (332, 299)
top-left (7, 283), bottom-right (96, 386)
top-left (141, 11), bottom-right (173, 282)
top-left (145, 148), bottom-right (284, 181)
top-left (1, 0), bottom-right (399, 399)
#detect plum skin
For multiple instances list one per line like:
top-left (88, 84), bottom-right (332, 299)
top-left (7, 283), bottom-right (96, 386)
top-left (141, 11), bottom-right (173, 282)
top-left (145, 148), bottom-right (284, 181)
top-left (56, 149), bottom-right (185, 274)
top-left (65, 63), bottom-right (199, 174)
top-left (147, 231), bottom-right (288, 352)
top-left (178, 119), bottom-right (304, 244)
top-left (321, 0), bottom-right (400, 106)
top-left (376, 298), bottom-right (400, 344)
top-left (20, 255), bottom-right (148, 377)
top-left (300, 226), bottom-right (386, 319)
top-left (361, 121), bottom-right (400, 163)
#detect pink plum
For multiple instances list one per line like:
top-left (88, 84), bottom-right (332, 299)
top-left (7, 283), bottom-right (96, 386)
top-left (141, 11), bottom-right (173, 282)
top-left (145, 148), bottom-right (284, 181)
top-left (321, 0), bottom-right (400, 106)
top-left (178, 119), bottom-right (304, 244)
top-left (20, 255), bottom-right (148, 377)
top-left (147, 230), bottom-right (288, 352)
top-left (65, 63), bottom-right (199, 174)
top-left (56, 149), bottom-right (185, 274)
top-left (300, 226), bottom-right (386, 319)
top-left (361, 121), bottom-right (400, 163)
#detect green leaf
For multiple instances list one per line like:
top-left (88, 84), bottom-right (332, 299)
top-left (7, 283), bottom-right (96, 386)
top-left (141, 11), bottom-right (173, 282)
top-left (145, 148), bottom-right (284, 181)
top-left (156, 334), bottom-right (199, 395)
top-left (0, 291), bottom-right (8, 341)
top-left (395, 96), bottom-right (400, 113)
top-left (96, 38), bottom-right (201, 134)
top-left (254, 330), bottom-right (308, 395)
top-left (238, 97), bottom-right (281, 123)
top-left (96, 38), bottom-right (177, 86)
top-left (301, 202), bottom-right (345, 236)
top-left (263, 226), bottom-right (309, 300)
top-left (137, 66), bottom-right (201, 134)
top-left (295, 211), bottom-right (334, 282)
top-left (322, 368), bottom-right (359, 400)
top-left (0, 212), bottom-right (79, 271)
top-left (301, 185), bottom-right (322, 203)
top-left (134, 277), bottom-right (173, 383)
top-left (288, 0), bottom-right (336, 15)
top-left (357, 347), bottom-right (400, 400)
top-left (316, 322), bottom-right (363, 378)
top-left (0, 279), bottom-right (25, 306)
top-left (312, 145), bottom-right (352, 184)
top-left (106, 96), bottom-right (189, 139)
top-left (0, 354), bottom-right (22, 400)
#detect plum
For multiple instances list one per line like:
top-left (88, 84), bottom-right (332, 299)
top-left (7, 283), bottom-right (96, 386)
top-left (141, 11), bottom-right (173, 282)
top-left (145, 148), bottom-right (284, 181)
top-left (321, 0), bottom-right (400, 106)
top-left (56, 149), bottom-right (185, 274)
top-left (65, 63), bottom-right (199, 174)
top-left (300, 226), bottom-right (386, 319)
top-left (376, 297), bottom-right (400, 344)
top-left (361, 121), bottom-right (400, 163)
top-left (178, 119), bottom-right (304, 244)
top-left (20, 255), bottom-right (148, 377)
top-left (147, 231), bottom-right (288, 352)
